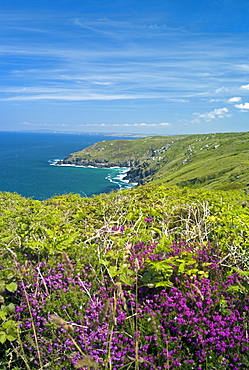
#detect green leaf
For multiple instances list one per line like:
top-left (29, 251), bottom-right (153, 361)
top-left (151, 227), bottom-right (162, 234)
top-left (0, 310), bottom-right (7, 320)
top-left (0, 331), bottom-right (7, 343)
top-left (6, 282), bottom-right (18, 293)
top-left (158, 235), bottom-right (172, 250)
top-left (185, 259), bottom-right (196, 265)
top-left (232, 268), bottom-right (249, 277)
top-left (219, 298), bottom-right (228, 307)
top-left (6, 334), bottom-right (17, 341)
top-left (155, 281), bottom-right (172, 288)
top-left (127, 212), bottom-right (136, 221)
top-left (119, 274), bottom-right (134, 286)
top-left (227, 285), bottom-right (241, 292)
top-left (105, 250), bottom-right (115, 258)
top-left (109, 266), bottom-right (118, 277)
top-left (176, 259), bottom-right (185, 263)
top-left (178, 262), bottom-right (186, 273)
top-left (7, 303), bottom-right (15, 314)
top-left (186, 268), bottom-right (198, 276)
top-left (99, 259), bottom-right (110, 267)
top-left (0, 281), bottom-right (5, 292)
top-left (0, 305), bottom-right (8, 313)
top-left (197, 270), bottom-right (209, 278)
top-left (2, 320), bottom-right (16, 329)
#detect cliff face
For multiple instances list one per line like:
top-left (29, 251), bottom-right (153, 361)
top-left (56, 132), bottom-right (249, 190)
top-left (56, 137), bottom-right (164, 184)
top-left (58, 155), bottom-right (153, 184)
top-left (59, 156), bottom-right (140, 169)
top-left (123, 161), bottom-right (157, 185)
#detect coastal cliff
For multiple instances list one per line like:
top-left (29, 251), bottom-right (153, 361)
top-left (57, 132), bottom-right (249, 190)
top-left (57, 137), bottom-right (161, 184)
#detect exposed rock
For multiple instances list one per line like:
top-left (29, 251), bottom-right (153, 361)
top-left (56, 154), bottom-right (155, 185)
top-left (123, 166), bottom-right (156, 185)
top-left (57, 156), bottom-right (140, 169)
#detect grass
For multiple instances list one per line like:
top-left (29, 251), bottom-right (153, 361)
top-left (62, 131), bottom-right (249, 190)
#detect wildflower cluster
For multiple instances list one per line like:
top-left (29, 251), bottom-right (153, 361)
top-left (10, 240), bottom-right (249, 369)
top-left (1, 186), bottom-right (249, 369)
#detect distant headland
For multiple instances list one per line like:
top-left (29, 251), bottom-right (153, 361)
top-left (56, 131), bottom-right (249, 191)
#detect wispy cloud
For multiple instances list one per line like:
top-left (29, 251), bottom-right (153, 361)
top-left (236, 64), bottom-right (249, 71)
top-left (1, 32), bottom-right (249, 106)
top-left (1, 92), bottom-right (163, 102)
top-left (73, 17), bottom-right (133, 40)
top-left (2, 8), bottom-right (249, 133)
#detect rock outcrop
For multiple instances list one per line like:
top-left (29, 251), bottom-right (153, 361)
top-left (123, 162), bottom-right (157, 185)
top-left (56, 156), bottom-right (152, 185)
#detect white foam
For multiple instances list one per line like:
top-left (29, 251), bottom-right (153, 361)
top-left (106, 167), bottom-right (137, 190)
top-left (49, 159), bottom-right (137, 190)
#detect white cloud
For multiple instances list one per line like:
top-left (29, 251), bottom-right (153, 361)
top-left (196, 73), bottom-right (211, 77)
top-left (215, 87), bottom-right (228, 94)
top-left (21, 121), bottom-right (171, 128)
top-left (92, 81), bottom-right (114, 86)
top-left (169, 98), bottom-right (189, 103)
top-left (193, 107), bottom-right (231, 123)
top-left (3, 10), bottom-right (249, 134)
top-left (235, 102), bottom-right (249, 110)
top-left (82, 122), bottom-right (171, 127)
top-left (210, 99), bottom-right (222, 102)
top-left (21, 121), bottom-right (69, 127)
top-left (240, 84), bottom-right (249, 90)
top-left (158, 122), bottom-right (171, 126)
top-left (228, 96), bottom-right (242, 103)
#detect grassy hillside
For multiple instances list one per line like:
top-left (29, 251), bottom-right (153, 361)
top-left (1, 184), bottom-right (249, 369)
top-left (61, 131), bottom-right (249, 190)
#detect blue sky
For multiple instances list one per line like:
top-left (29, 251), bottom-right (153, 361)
top-left (1, 0), bottom-right (249, 135)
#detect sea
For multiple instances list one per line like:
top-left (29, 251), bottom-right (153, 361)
top-left (0, 131), bottom-right (138, 200)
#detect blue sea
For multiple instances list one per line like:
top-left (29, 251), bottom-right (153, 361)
top-left (0, 131), bottom-right (136, 200)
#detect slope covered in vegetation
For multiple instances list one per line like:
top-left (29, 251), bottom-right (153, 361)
top-left (59, 131), bottom-right (249, 190)
top-left (1, 183), bottom-right (249, 369)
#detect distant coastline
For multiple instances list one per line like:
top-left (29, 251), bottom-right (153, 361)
top-left (16, 129), bottom-right (147, 138)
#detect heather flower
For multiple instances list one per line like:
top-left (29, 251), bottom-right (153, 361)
top-left (144, 217), bottom-right (154, 223)
top-left (9, 240), bottom-right (249, 369)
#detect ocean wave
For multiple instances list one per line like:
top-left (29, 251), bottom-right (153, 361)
top-left (106, 168), bottom-right (137, 190)
top-left (48, 159), bottom-right (137, 190)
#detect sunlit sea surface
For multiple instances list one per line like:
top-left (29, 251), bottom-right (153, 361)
top-left (0, 131), bottom-right (136, 200)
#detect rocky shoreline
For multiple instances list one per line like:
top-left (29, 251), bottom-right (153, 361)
top-left (56, 156), bottom-right (156, 185)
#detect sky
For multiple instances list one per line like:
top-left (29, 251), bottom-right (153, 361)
top-left (1, 0), bottom-right (249, 135)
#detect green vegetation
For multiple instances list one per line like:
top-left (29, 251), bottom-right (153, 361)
top-left (1, 183), bottom-right (249, 369)
top-left (62, 131), bottom-right (249, 190)
top-left (2, 131), bottom-right (249, 368)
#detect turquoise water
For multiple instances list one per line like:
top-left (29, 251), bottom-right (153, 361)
top-left (0, 132), bottom-right (135, 200)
